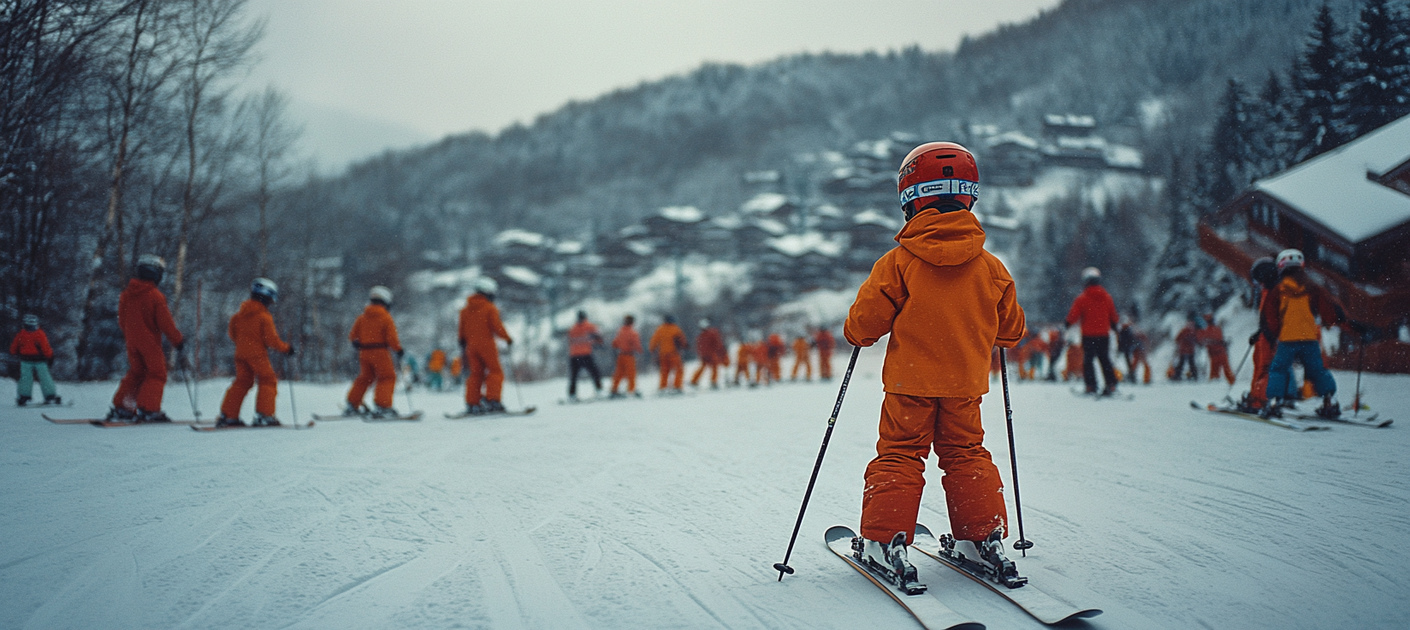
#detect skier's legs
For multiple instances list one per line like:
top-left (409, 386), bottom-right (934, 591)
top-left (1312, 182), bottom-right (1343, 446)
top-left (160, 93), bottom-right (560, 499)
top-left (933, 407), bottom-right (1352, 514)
top-left (370, 351), bottom-right (397, 408)
top-left (464, 352), bottom-right (486, 406)
top-left (482, 349), bottom-right (505, 402)
top-left (934, 396), bottom-right (1007, 542)
top-left (671, 355), bottom-right (684, 389)
top-left (622, 355), bottom-right (636, 392)
top-left (251, 356), bottom-right (280, 417)
top-left (1250, 338), bottom-right (1272, 406)
top-left (348, 353), bottom-right (376, 406)
top-left (819, 352), bottom-right (832, 379)
top-left (1265, 342), bottom-right (1296, 400)
top-left (133, 344), bottom-right (168, 412)
top-left (1295, 342), bottom-right (1336, 396)
top-left (1091, 337), bottom-right (1117, 391)
top-left (690, 361), bottom-right (706, 386)
top-left (1080, 336), bottom-right (1100, 392)
top-left (113, 345), bottom-right (147, 410)
top-left (586, 357), bottom-right (602, 391)
top-left (33, 361), bottom-right (56, 398)
top-left (861, 393), bottom-right (937, 543)
top-left (221, 357), bottom-right (256, 418)
top-left (18, 361), bottom-right (35, 399)
top-left (568, 356), bottom-right (583, 397)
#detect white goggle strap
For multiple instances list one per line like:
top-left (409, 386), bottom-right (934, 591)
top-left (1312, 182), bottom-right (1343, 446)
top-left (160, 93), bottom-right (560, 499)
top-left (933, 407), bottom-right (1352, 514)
top-left (899, 178), bottom-right (980, 208)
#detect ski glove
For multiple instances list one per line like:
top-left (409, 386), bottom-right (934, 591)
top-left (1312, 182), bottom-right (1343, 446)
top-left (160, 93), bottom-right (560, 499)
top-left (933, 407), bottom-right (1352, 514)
top-left (286, 345), bottom-right (297, 356)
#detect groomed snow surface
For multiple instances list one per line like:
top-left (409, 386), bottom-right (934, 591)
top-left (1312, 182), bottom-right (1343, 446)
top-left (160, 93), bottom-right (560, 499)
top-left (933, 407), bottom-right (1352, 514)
top-left (3, 353), bottom-right (1409, 629)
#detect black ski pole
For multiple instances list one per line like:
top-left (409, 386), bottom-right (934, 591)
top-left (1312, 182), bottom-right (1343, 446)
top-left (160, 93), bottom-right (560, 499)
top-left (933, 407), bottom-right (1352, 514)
top-left (179, 348), bottom-right (201, 421)
top-left (507, 342), bottom-right (525, 409)
top-left (774, 345), bottom-right (862, 582)
top-left (1221, 342), bottom-right (1254, 404)
top-left (998, 348), bottom-right (1033, 556)
top-left (1354, 330), bottom-right (1367, 417)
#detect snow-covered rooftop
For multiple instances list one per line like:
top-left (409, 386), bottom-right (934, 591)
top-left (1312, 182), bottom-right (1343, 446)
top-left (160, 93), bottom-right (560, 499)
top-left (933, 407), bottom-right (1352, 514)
top-left (710, 214), bottom-right (744, 230)
top-left (748, 218), bottom-right (788, 236)
top-left (766, 232), bottom-right (843, 258)
top-left (985, 132), bottom-right (1040, 151)
top-left (1254, 114), bottom-right (1410, 244)
top-left (1044, 113), bottom-right (1097, 128)
top-left (741, 192), bottom-right (789, 215)
top-left (501, 265), bottom-right (542, 286)
top-left (494, 229), bottom-right (549, 249)
top-left (658, 206), bottom-right (705, 224)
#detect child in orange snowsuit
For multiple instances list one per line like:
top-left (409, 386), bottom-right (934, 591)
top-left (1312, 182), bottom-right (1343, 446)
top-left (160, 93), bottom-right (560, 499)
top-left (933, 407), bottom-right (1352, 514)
top-left (459, 284), bottom-right (512, 412)
top-left (789, 336), bottom-right (812, 381)
top-left (814, 327), bottom-right (836, 380)
top-left (110, 257), bottom-right (184, 422)
top-left (218, 281), bottom-right (292, 425)
top-left (733, 342), bottom-right (753, 385)
top-left (426, 349), bottom-right (447, 391)
top-left (1170, 318), bottom-right (1199, 380)
top-left (1199, 314), bottom-right (1234, 384)
top-left (649, 316), bottom-right (687, 391)
top-left (765, 333), bottom-right (786, 382)
top-left (611, 315), bottom-right (642, 396)
top-left (347, 289), bottom-right (402, 413)
top-left (690, 321), bottom-right (729, 388)
top-left (844, 175), bottom-right (1026, 549)
top-left (751, 341), bottom-right (772, 386)
top-left (1062, 342), bottom-right (1083, 381)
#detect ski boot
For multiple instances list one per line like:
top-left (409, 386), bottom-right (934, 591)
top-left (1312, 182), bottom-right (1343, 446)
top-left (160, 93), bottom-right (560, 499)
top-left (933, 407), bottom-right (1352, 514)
top-left (369, 406), bottom-right (398, 419)
top-left (16, 395), bottom-right (30, 407)
top-left (344, 402), bottom-right (368, 417)
top-left (1259, 397), bottom-right (1284, 419)
top-left (482, 400), bottom-right (506, 414)
top-left (104, 406), bottom-right (137, 423)
top-left (1315, 395), bottom-right (1341, 419)
top-left (939, 529), bottom-right (1028, 588)
top-left (136, 409), bottom-right (172, 423)
top-left (44, 394), bottom-right (61, 405)
top-left (852, 532), bottom-right (927, 595)
top-left (1234, 394), bottom-right (1262, 414)
top-left (253, 414), bottom-right (281, 427)
top-left (216, 414), bottom-right (246, 428)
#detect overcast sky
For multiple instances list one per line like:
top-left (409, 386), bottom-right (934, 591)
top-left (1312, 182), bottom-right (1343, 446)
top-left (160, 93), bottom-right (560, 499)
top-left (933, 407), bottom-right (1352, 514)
top-left (243, 0), bottom-right (1062, 171)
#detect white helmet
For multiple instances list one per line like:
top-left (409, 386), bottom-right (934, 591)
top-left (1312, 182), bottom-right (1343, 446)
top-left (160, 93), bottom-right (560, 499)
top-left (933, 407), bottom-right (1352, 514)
top-left (473, 276), bottom-right (498, 296)
top-left (251, 277), bottom-right (278, 303)
top-left (136, 254), bottom-right (167, 282)
top-left (1081, 267), bottom-right (1101, 283)
top-left (1276, 249), bottom-right (1304, 271)
top-left (369, 285), bottom-right (393, 305)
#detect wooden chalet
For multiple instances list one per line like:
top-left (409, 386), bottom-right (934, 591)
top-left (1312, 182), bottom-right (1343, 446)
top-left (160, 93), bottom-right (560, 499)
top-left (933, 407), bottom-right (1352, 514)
top-left (1199, 114), bottom-right (1410, 372)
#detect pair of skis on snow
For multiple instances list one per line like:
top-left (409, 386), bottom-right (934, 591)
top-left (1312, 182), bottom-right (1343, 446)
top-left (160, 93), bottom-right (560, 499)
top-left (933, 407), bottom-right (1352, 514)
top-left (825, 524), bottom-right (1101, 629)
top-left (1190, 401), bottom-right (1393, 431)
top-left (43, 414), bottom-right (313, 431)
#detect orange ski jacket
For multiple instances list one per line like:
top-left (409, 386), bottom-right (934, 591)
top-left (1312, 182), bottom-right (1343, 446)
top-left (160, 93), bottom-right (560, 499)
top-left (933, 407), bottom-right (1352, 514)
top-left (1276, 275), bottom-right (1344, 342)
top-left (814, 329), bottom-right (836, 354)
top-left (458, 294), bottom-right (511, 351)
top-left (612, 325), bottom-right (642, 355)
top-left (1065, 285), bottom-right (1119, 338)
top-left (568, 321), bottom-right (602, 357)
top-left (10, 329), bottom-right (53, 361)
top-left (349, 303), bottom-right (401, 352)
top-left (649, 323), bottom-right (687, 356)
top-left (228, 299), bottom-right (290, 359)
top-left (427, 349), bottom-right (447, 372)
top-left (695, 327), bottom-right (728, 364)
top-left (119, 278), bottom-right (183, 350)
top-left (845, 210), bottom-right (1025, 398)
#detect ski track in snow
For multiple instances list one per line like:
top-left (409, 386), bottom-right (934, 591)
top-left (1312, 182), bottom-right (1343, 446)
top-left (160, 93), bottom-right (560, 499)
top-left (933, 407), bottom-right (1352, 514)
top-left (1, 357), bottom-right (1409, 629)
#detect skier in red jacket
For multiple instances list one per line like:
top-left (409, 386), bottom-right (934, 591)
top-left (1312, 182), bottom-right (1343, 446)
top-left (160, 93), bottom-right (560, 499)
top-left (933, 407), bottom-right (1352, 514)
top-left (1065, 267), bottom-right (1119, 395)
top-left (11, 313), bottom-right (60, 406)
top-left (107, 255), bottom-right (184, 423)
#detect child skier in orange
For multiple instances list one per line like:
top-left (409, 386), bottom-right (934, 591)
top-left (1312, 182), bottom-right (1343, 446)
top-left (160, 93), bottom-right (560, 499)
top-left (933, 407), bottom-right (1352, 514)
top-left (1199, 313), bottom-right (1235, 384)
top-left (106, 255), bottom-right (184, 423)
top-left (732, 340), bottom-right (753, 386)
top-left (766, 333), bottom-right (786, 382)
top-left (813, 327), bottom-right (836, 380)
top-left (689, 319), bottom-right (729, 388)
top-left (751, 338), bottom-right (773, 386)
top-left (460, 277), bottom-right (512, 414)
top-left (844, 142), bottom-right (1026, 589)
top-left (649, 315), bottom-right (687, 392)
top-left (346, 286), bottom-right (403, 417)
top-left (610, 315), bottom-right (642, 397)
top-left (426, 348), bottom-right (447, 391)
top-left (217, 279), bottom-right (293, 427)
top-left (789, 335), bottom-right (812, 381)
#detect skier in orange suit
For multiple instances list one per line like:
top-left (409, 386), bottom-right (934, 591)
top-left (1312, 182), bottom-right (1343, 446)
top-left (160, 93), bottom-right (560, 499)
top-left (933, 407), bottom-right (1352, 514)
top-left (106, 254), bottom-right (184, 424)
top-left (459, 277), bottom-right (512, 414)
top-left (346, 286), bottom-right (403, 417)
top-left (649, 315), bottom-right (687, 392)
top-left (217, 278), bottom-right (293, 427)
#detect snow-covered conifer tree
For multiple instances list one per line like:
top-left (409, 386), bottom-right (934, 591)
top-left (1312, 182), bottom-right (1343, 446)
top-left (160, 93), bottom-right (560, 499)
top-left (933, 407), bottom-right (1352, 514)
top-left (1291, 4), bottom-right (1352, 161)
top-left (1343, 0), bottom-right (1410, 137)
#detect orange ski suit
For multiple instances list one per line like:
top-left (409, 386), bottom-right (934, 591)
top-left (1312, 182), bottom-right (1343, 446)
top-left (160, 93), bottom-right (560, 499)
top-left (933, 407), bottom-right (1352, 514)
top-left (347, 303), bottom-right (401, 409)
top-left (790, 337), bottom-right (813, 380)
top-left (427, 349), bottom-right (447, 372)
top-left (611, 324), bottom-right (642, 394)
top-left (459, 294), bottom-right (511, 406)
top-left (734, 343), bottom-right (753, 384)
top-left (690, 326), bottom-right (728, 386)
top-left (814, 328), bottom-right (836, 379)
top-left (112, 278), bottom-right (184, 412)
top-left (649, 322), bottom-right (687, 390)
top-left (751, 342), bottom-right (772, 385)
top-left (1199, 322), bottom-right (1234, 384)
top-left (219, 299), bottom-right (291, 418)
top-left (844, 209), bottom-right (1025, 545)
top-left (765, 334), bottom-right (786, 381)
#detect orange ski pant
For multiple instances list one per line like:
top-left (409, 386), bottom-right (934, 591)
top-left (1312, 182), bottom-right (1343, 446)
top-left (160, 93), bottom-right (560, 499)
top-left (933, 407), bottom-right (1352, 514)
top-left (611, 355), bottom-right (637, 394)
top-left (862, 393), bottom-right (1007, 545)
top-left (112, 342), bottom-right (168, 412)
top-left (1129, 348), bottom-right (1152, 384)
top-left (791, 356), bottom-right (812, 380)
top-left (348, 349), bottom-right (396, 409)
top-left (221, 355), bottom-right (279, 418)
top-left (464, 347), bottom-right (504, 406)
top-left (690, 361), bottom-right (720, 386)
top-left (1208, 349), bottom-right (1235, 384)
top-left (734, 362), bottom-right (751, 385)
top-left (818, 351), bottom-right (832, 379)
top-left (768, 358), bottom-right (782, 381)
top-left (658, 352), bottom-right (683, 390)
top-left (1250, 337), bottom-right (1274, 407)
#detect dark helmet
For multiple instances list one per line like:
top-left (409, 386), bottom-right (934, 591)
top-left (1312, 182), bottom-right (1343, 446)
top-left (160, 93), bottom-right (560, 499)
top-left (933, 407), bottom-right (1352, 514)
top-left (136, 254), bottom-right (166, 284)
top-left (251, 277), bottom-right (278, 304)
top-left (1250, 257), bottom-right (1277, 287)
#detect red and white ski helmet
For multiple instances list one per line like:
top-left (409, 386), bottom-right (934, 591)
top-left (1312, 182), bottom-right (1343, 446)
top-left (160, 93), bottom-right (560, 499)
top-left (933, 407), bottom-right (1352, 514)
top-left (1081, 267), bottom-right (1101, 283)
top-left (1276, 249), bottom-right (1304, 271)
top-left (897, 142), bottom-right (980, 217)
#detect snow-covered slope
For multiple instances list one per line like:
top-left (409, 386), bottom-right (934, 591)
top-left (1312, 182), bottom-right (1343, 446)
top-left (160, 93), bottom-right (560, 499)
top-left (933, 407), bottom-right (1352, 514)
top-left (2, 358), bottom-right (1408, 629)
